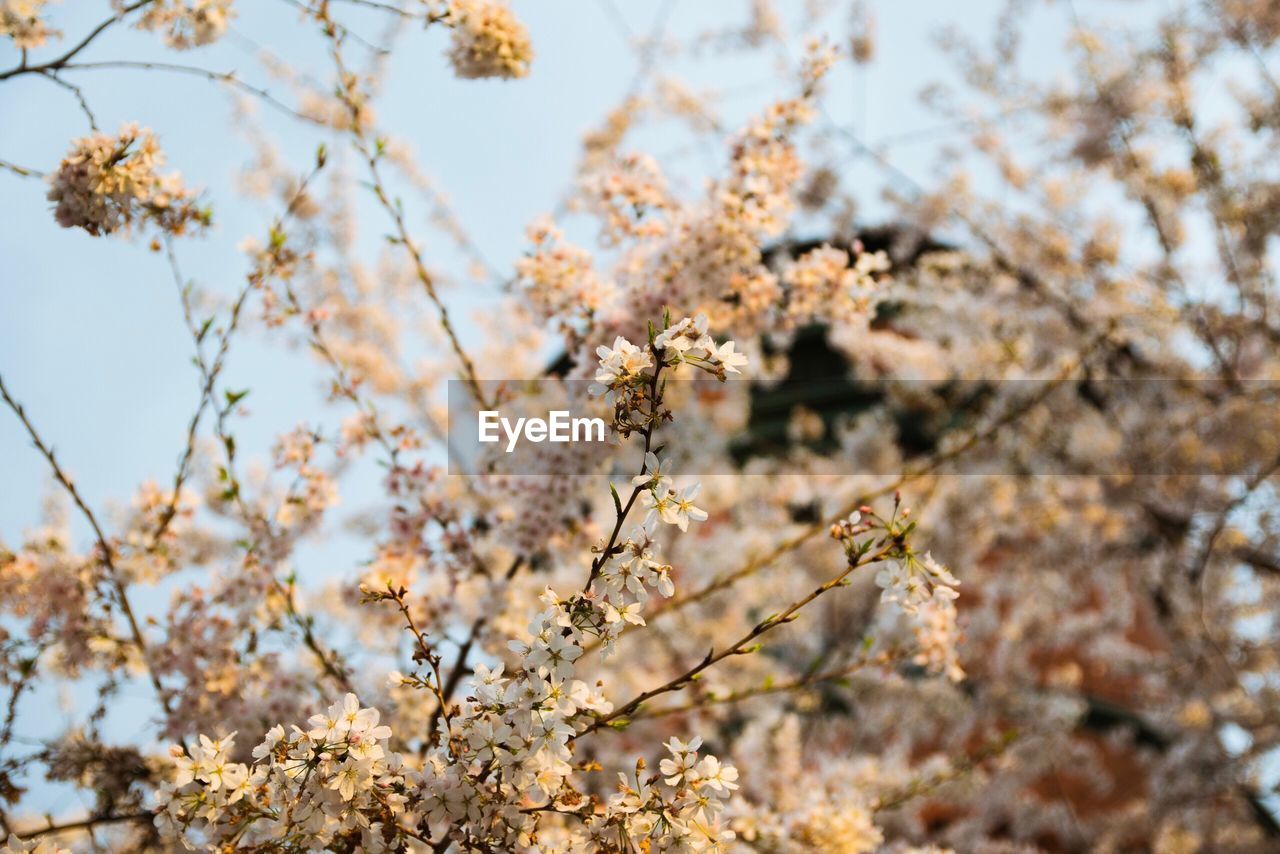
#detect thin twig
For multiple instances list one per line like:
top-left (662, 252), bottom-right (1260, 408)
top-left (0, 374), bottom-right (172, 718)
top-left (628, 648), bottom-right (910, 721)
top-left (0, 158), bottom-right (43, 178)
top-left (57, 61), bottom-right (320, 124)
top-left (39, 72), bottom-right (98, 129)
top-left (8, 810), bottom-right (152, 842)
top-left (424, 556), bottom-right (524, 743)
top-left (584, 351), bottom-right (665, 593)
top-left (0, 0), bottom-right (156, 81)
top-left (574, 541), bottom-right (901, 738)
top-left (321, 21), bottom-right (491, 409)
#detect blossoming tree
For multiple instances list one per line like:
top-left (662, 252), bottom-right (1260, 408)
top-left (2, 1), bottom-right (1280, 852)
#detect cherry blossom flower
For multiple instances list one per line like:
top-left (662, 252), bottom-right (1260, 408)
top-left (594, 335), bottom-right (654, 388)
top-left (446, 0), bottom-right (533, 80)
top-left (130, 0), bottom-right (235, 49)
top-left (46, 124), bottom-right (207, 237)
top-left (0, 0), bottom-right (57, 48)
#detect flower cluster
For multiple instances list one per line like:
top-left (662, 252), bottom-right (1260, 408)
top-left (780, 243), bottom-right (889, 328)
top-left (634, 456), bottom-right (707, 533)
top-left (588, 40), bottom-right (841, 337)
top-left (156, 694), bottom-right (409, 850)
top-left (911, 590), bottom-right (965, 682)
top-left (128, 0), bottom-right (234, 49)
top-left (595, 333), bottom-right (655, 382)
top-left (832, 501), bottom-right (965, 683)
top-left (272, 425), bottom-right (340, 530)
top-left (595, 315), bottom-right (747, 390)
top-left (46, 124), bottom-right (207, 237)
top-left (444, 0), bottom-right (533, 80)
top-left (0, 0), bottom-right (57, 48)
top-left (593, 521), bottom-right (674, 625)
top-left (588, 736), bottom-right (738, 850)
top-left (594, 335), bottom-right (654, 391)
top-left (787, 797), bottom-right (883, 853)
top-left (0, 516), bottom-right (106, 676)
top-left (580, 152), bottom-right (673, 245)
top-left (514, 217), bottom-right (607, 325)
top-left (875, 550), bottom-right (960, 615)
top-left (592, 315), bottom-right (747, 453)
top-left (873, 544), bottom-right (965, 682)
top-left (423, 587), bottom-right (739, 850)
top-left (356, 567), bottom-right (736, 851)
top-left (653, 314), bottom-right (748, 379)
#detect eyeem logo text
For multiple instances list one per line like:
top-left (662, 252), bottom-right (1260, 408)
top-left (478, 410), bottom-right (607, 453)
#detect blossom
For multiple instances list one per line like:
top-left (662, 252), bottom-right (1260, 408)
top-left (595, 335), bottom-right (654, 387)
top-left (130, 0), bottom-right (235, 49)
top-left (779, 243), bottom-right (886, 327)
top-left (1, 0), bottom-right (58, 48)
top-left (46, 124), bottom-right (206, 237)
top-left (660, 735), bottom-right (703, 785)
top-left (603, 600), bottom-right (646, 626)
top-left (515, 217), bottom-right (608, 322)
top-left (648, 315), bottom-right (751, 379)
top-left (16, 2), bottom-right (1277, 850)
top-left (471, 661), bottom-right (508, 704)
top-left (631, 451), bottom-right (673, 490)
top-left (251, 724), bottom-right (285, 760)
top-left (581, 152), bottom-right (672, 243)
top-left (447, 0), bottom-right (533, 80)
top-left (650, 483), bottom-right (709, 532)
top-left (710, 340), bottom-right (748, 374)
top-left (875, 551), bottom-right (959, 614)
top-left (790, 798), bottom-right (883, 853)
top-left (695, 755), bottom-right (739, 793)
top-left (158, 695), bottom-right (406, 849)
top-left (654, 313), bottom-right (712, 357)
top-left (913, 589), bottom-right (965, 682)
top-left (517, 623), bottom-right (584, 679)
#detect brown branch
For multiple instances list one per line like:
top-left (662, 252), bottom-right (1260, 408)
top-left (602, 350), bottom-right (1094, 647)
top-left (322, 22), bottom-right (491, 409)
top-left (55, 61), bottom-right (321, 124)
top-left (628, 647), bottom-right (909, 721)
top-left (0, 157), bottom-right (43, 178)
top-left (9, 810), bottom-right (153, 842)
top-left (873, 729), bottom-right (1020, 814)
top-left (189, 161), bottom-right (355, 695)
top-left (0, 374), bottom-right (172, 718)
top-left (424, 556), bottom-right (525, 743)
top-left (0, 0), bottom-right (155, 81)
top-left (584, 350), bottom-right (665, 593)
top-left (574, 541), bottom-right (901, 738)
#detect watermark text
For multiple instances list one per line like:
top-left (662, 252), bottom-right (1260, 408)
top-left (478, 410), bottom-right (607, 452)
